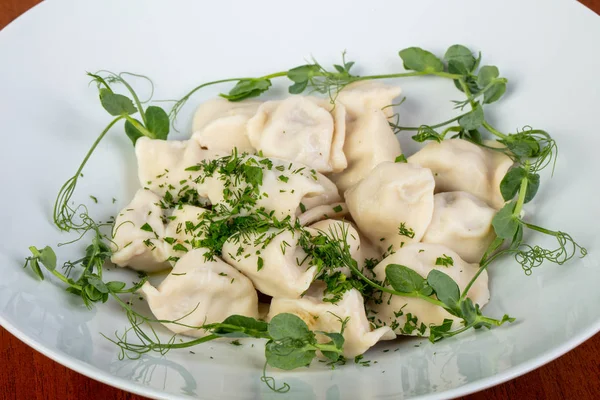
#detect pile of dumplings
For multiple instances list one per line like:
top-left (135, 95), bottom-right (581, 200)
top-left (110, 81), bottom-right (512, 358)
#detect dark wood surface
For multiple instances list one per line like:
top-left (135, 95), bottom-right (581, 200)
top-left (1, 1), bottom-right (599, 399)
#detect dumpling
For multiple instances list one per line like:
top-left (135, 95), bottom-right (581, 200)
top-left (191, 98), bottom-right (260, 154)
top-left (111, 189), bottom-right (170, 272)
top-left (297, 202), bottom-right (348, 226)
top-left (268, 289), bottom-right (395, 358)
top-left (337, 80), bottom-right (402, 118)
top-left (246, 96), bottom-right (347, 173)
top-left (135, 137), bottom-right (223, 203)
top-left (163, 205), bottom-right (208, 259)
top-left (368, 243), bottom-right (489, 336)
top-left (407, 138), bottom-right (513, 209)
top-left (422, 192), bottom-right (496, 263)
top-left (196, 155), bottom-right (341, 220)
top-left (345, 162), bottom-right (435, 253)
top-left (140, 249), bottom-right (259, 337)
top-left (329, 82), bottom-right (403, 193)
top-left (222, 228), bottom-right (316, 298)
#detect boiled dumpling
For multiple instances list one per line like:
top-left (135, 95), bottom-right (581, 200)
top-left (163, 205), bottom-right (208, 259)
top-left (408, 139), bottom-right (513, 209)
top-left (422, 192), bottom-right (496, 263)
top-left (337, 80), bottom-right (402, 118)
top-left (246, 96), bottom-right (347, 173)
top-left (297, 202), bottom-right (348, 226)
top-left (140, 249), bottom-right (259, 337)
top-left (268, 288), bottom-right (395, 358)
top-left (222, 228), bottom-right (316, 298)
top-left (111, 189), bottom-right (170, 272)
top-left (197, 155), bottom-right (341, 220)
top-left (191, 98), bottom-right (260, 153)
top-left (368, 243), bottom-right (489, 336)
top-left (135, 137), bottom-right (223, 203)
top-left (345, 162), bottom-right (435, 253)
top-left (329, 82), bottom-right (403, 193)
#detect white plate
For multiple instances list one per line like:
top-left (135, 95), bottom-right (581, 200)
top-left (1, 0), bottom-right (599, 399)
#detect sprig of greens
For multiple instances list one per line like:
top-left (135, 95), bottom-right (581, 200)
top-left (24, 235), bottom-right (146, 308)
top-left (54, 72), bottom-right (170, 232)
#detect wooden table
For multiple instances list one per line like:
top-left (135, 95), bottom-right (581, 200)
top-left (1, 1), bottom-right (599, 399)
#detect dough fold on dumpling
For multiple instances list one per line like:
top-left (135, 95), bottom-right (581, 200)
top-left (296, 202), bottom-right (348, 226)
top-left (222, 228), bottom-right (317, 298)
top-left (111, 189), bottom-right (170, 272)
top-left (329, 81), bottom-right (403, 193)
top-left (140, 249), bottom-right (259, 337)
top-left (368, 243), bottom-right (489, 336)
top-left (268, 289), bottom-right (395, 358)
top-left (408, 138), bottom-right (513, 209)
top-left (345, 162), bottom-right (435, 254)
top-left (135, 137), bottom-right (223, 203)
top-left (192, 98), bottom-right (260, 154)
top-left (336, 80), bottom-right (402, 118)
top-left (246, 96), bottom-right (347, 173)
top-left (422, 192), bottom-right (496, 263)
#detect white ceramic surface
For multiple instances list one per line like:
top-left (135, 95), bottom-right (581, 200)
top-left (1, 0), bottom-right (599, 399)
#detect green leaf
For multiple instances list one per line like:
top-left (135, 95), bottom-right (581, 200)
top-left (39, 246), bottom-right (57, 271)
top-left (459, 298), bottom-right (479, 325)
top-left (140, 223), bottom-right (154, 233)
top-left (524, 173), bottom-right (540, 203)
top-left (444, 45), bottom-right (476, 75)
top-left (510, 223), bottom-right (524, 250)
top-left (209, 315), bottom-right (270, 338)
top-left (145, 106), bottom-right (170, 140)
top-left (483, 81), bottom-right (507, 104)
top-left (220, 78), bottom-right (272, 102)
top-left (287, 64), bottom-right (321, 83)
top-left (502, 136), bottom-right (540, 158)
top-left (257, 256), bottom-right (264, 271)
top-left (412, 125), bottom-right (444, 143)
top-left (458, 104), bottom-right (484, 130)
top-left (454, 75), bottom-right (479, 94)
top-left (456, 129), bottom-right (483, 144)
top-left (427, 270), bottom-right (460, 313)
top-left (106, 281), bottom-right (126, 292)
top-left (241, 164), bottom-right (263, 188)
top-left (99, 88), bottom-right (137, 116)
top-left (500, 167), bottom-right (527, 201)
top-left (124, 119), bottom-right (144, 145)
top-left (288, 80), bottom-right (308, 94)
top-left (268, 313), bottom-right (312, 341)
top-left (319, 332), bottom-right (345, 361)
top-left (394, 154), bottom-right (408, 163)
top-left (86, 276), bottom-right (108, 294)
top-left (385, 264), bottom-right (432, 295)
top-left (492, 201), bottom-right (520, 239)
top-left (29, 258), bottom-right (44, 280)
top-left (428, 318), bottom-right (453, 343)
top-left (500, 168), bottom-right (540, 203)
top-left (477, 65), bottom-right (499, 88)
top-left (322, 332), bottom-right (344, 349)
top-left (265, 341), bottom-right (315, 370)
top-left (399, 47), bottom-right (444, 73)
